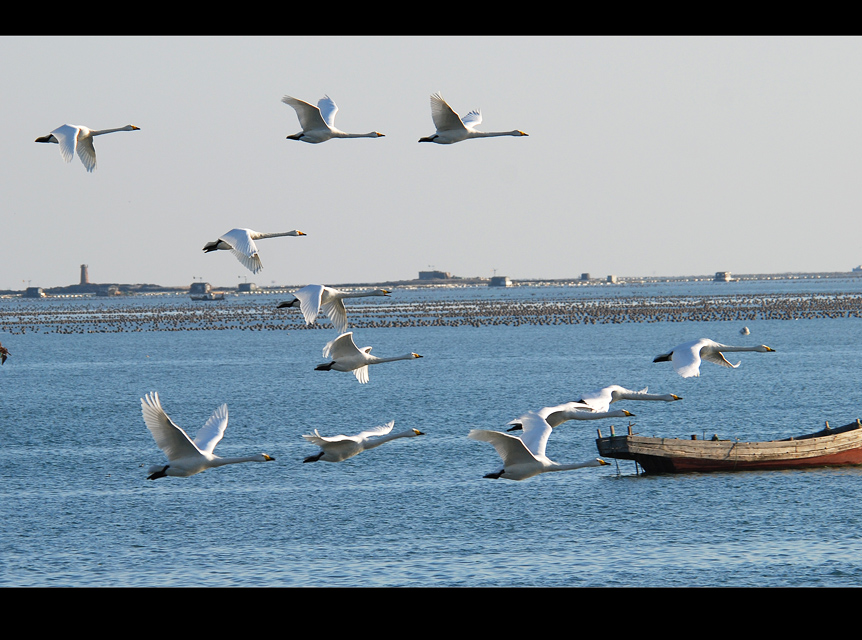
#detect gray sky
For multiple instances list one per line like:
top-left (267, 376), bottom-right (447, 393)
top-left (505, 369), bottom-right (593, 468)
top-left (2, 36), bottom-right (861, 290)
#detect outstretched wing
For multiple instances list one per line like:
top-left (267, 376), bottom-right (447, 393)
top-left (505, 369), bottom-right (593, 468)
top-left (282, 95), bottom-right (328, 131)
top-left (220, 228), bottom-right (262, 274)
top-left (193, 403), bottom-right (229, 455)
top-left (319, 297), bottom-right (349, 334)
top-left (429, 93), bottom-right (467, 132)
top-left (317, 95), bottom-right (338, 127)
top-left (141, 392), bottom-right (202, 462)
top-left (517, 412), bottom-right (553, 458)
top-left (469, 429), bottom-right (537, 468)
top-left (293, 284), bottom-right (325, 326)
top-left (460, 109), bottom-right (482, 129)
top-left (50, 125), bottom-right (80, 164)
top-left (323, 332), bottom-right (361, 359)
top-left (356, 420), bottom-right (395, 440)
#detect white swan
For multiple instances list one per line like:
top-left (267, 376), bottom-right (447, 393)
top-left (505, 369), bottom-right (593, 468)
top-left (418, 92), bottom-right (528, 144)
top-left (277, 285), bottom-right (390, 334)
top-left (282, 95), bottom-right (384, 143)
top-left (740, 326), bottom-right (751, 335)
top-left (302, 420), bottom-right (424, 463)
top-left (314, 332), bottom-right (422, 384)
top-left (202, 228), bottom-right (306, 274)
top-left (469, 412), bottom-right (610, 481)
top-left (506, 402), bottom-right (635, 431)
top-left (140, 392), bottom-right (275, 480)
top-left (35, 124), bottom-right (140, 172)
top-left (574, 385), bottom-right (682, 414)
top-left (653, 338), bottom-right (776, 378)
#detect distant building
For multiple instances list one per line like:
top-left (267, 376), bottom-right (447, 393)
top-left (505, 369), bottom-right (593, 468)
top-left (23, 287), bottom-right (45, 298)
top-left (489, 276), bottom-right (512, 287)
top-left (580, 273), bottom-right (591, 281)
top-left (418, 270), bottom-right (452, 280)
top-left (190, 282), bottom-right (212, 294)
top-left (607, 275), bottom-right (618, 284)
top-left (714, 271), bottom-right (732, 282)
top-left (238, 282), bottom-right (257, 292)
top-left (853, 265), bottom-right (862, 272)
top-left (80, 264), bottom-right (89, 285)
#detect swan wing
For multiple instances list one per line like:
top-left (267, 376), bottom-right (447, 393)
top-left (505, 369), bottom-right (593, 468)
top-left (303, 429), bottom-right (358, 445)
top-left (671, 344), bottom-right (703, 378)
top-left (317, 95), bottom-right (338, 127)
top-left (293, 284), bottom-right (325, 325)
top-left (141, 392), bottom-right (203, 462)
top-left (192, 403), bottom-right (229, 455)
top-left (50, 125), bottom-right (80, 164)
top-left (469, 429), bottom-right (538, 467)
top-left (75, 134), bottom-right (97, 172)
top-left (517, 412), bottom-right (553, 458)
top-left (353, 365), bottom-right (370, 384)
top-left (320, 297), bottom-right (349, 334)
top-left (461, 109), bottom-right (482, 129)
top-left (429, 93), bottom-right (467, 132)
top-left (282, 95), bottom-right (328, 131)
top-left (220, 228), bottom-right (262, 274)
top-left (323, 332), bottom-right (361, 359)
top-left (356, 420), bottom-right (395, 440)
top-left (703, 348), bottom-right (741, 369)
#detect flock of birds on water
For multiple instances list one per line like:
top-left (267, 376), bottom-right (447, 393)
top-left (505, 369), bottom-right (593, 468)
top-left (17, 92), bottom-right (779, 481)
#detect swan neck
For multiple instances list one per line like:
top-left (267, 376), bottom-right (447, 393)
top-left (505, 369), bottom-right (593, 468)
top-left (91, 126), bottom-right (131, 136)
top-left (363, 431), bottom-right (413, 449)
top-left (212, 455), bottom-right (264, 466)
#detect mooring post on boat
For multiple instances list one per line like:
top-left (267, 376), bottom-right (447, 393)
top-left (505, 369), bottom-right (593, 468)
top-left (610, 425), bottom-right (615, 437)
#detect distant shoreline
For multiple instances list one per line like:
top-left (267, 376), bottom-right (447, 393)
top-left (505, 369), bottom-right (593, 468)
top-left (2, 270), bottom-right (861, 299)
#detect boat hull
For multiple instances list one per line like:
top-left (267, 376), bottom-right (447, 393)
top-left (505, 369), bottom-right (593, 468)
top-left (596, 420), bottom-right (862, 475)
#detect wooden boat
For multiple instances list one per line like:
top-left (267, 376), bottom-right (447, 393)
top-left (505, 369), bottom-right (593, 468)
top-left (595, 419), bottom-right (862, 474)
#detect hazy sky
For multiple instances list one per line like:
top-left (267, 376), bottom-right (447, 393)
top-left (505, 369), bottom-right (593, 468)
top-left (2, 36), bottom-right (861, 290)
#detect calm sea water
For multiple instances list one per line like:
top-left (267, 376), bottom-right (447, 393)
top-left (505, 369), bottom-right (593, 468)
top-left (2, 279), bottom-right (862, 587)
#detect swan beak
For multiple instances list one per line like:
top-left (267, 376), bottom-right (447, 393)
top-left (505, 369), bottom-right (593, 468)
top-left (518, 131), bottom-right (528, 136)
top-left (598, 459), bottom-right (610, 466)
top-left (413, 429), bottom-right (425, 436)
top-left (376, 132), bottom-right (385, 137)
top-left (672, 394), bottom-right (683, 401)
top-left (765, 346), bottom-right (776, 352)
top-left (296, 231), bottom-right (307, 236)
top-left (623, 410), bottom-right (635, 417)
top-left (131, 125), bottom-right (141, 130)
top-left (413, 353), bottom-right (423, 358)
top-left (382, 289), bottom-right (391, 295)
top-left (263, 454), bottom-right (275, 461)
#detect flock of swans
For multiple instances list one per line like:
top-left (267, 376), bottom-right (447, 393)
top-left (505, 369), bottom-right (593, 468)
top-left (31, 91), bottom-right (777, 482)
top-left (35, 92), bottom-right (527, 172)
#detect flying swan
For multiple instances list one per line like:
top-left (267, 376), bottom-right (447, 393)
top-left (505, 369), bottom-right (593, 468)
top-left (653, 338), bottom-right (776, 378)
top-left (574, 384), bottom-right (682, 414)
top-left (302, 420), bottom-right (424, 463)
top-left (506, 402), bottom-right (635, 432)
top-left (35, 123), bottom-right (140, 172)
top-left (277, 284), bottom-right (390, 334)
top-left (0, 341), bottom-right (8, 365)
top-left (140, 392), bottom-right (275, 480)
top-left (469, 412), bottom-right (610, 481)
top-left (282, 95), bottom-right (384, 143)
top-left (315, 332), bottom-right (422, 384)
top-left (203, 228), bottom-right (306, 274)
top-left (419, 92), bottom-right (528, 144)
